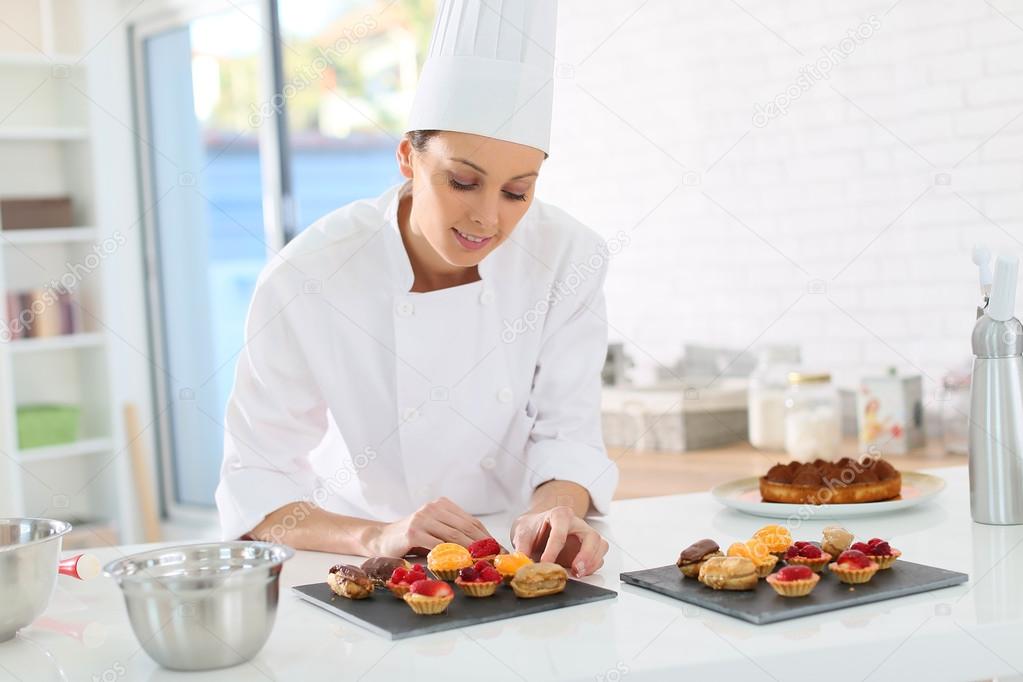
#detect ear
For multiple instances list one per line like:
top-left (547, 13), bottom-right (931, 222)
top-left (396, 137), bottom-right (414, 179)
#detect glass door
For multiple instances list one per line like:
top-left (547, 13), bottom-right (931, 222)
top-left (135, 3), bottom-right (272, 508)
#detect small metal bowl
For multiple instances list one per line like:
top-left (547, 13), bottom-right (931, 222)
top-left (103, 541), bottom-right (294, 671)
top-left (0, 518), bottom-right (72, 642)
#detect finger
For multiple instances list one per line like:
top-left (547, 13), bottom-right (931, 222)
top-left (511, 523), bottom-right (533, 555)
top-left (571, 528), bottom-right (604, 577)
top-left (434, 499), bottom-right (492, 541)
top-left (432, 508), bottom-right (489, 545)
top-left (540, 515), bottom-right (570, 564)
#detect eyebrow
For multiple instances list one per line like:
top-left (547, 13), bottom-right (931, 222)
top-left (451, 157), bottom-right (538, 181)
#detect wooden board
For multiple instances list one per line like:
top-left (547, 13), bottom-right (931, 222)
top-left (620, 561), bottom-right (967, 625)
top-left (292, 579), bottom-right (617, 640)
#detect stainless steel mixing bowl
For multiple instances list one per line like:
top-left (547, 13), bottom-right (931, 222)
top-left (0, 517), bottom-right (72, 642)
top-left (103, 541), bottom-right (294, 671)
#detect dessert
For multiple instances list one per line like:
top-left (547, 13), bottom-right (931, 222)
top-left (384, 563), bottom-right (427, 598)
top-left (467, 538), bottom-right (501, 564)
top-left (327, 564), bottom-right (373, 600)
top-left (766, 564), bottom-right (820, 597)
top-left (360, 556), bottom-right (411, 588)
top-left (760, 457), bottom-right (902, 504)
top-left (727, 540), bottom-right (778, 578)
top-left (495, 551), bottom-right (534, 584)
top-left (403, 579), bottom-right (455, 615)
top-left (752, 524), bottom-right (793, 557)
top-left (821, 526), bottom-right (854, 558)
top-left (828, 549), bottom-right (880, 584)
top-left (454, 561), bottom-right (503, 597)
top-left (427, 542), bottom-right (473, 580)
top-left (509, 562), bottom-right (568, 598)
top-left (676, 539), bottom-right (723, 578)
top-left (697, 556), bottom-right (758, 591)
top-left (850, 537), bottom-right (901, 569)
top-left (783, 541), bottom-right (832, 573)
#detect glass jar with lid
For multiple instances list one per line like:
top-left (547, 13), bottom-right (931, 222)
top-left (748, 346), bottom-right (801, 451)
top-left (784, 372), bottom-right (842, 461)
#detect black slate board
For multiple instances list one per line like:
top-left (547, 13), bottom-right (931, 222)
top-left (620, 560), bottom-right (967, 625)
top-left (292, 579), bottom-right (617, 640)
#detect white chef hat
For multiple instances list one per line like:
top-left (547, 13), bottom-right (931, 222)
top-left (405, 0), bottom-right (558, 154)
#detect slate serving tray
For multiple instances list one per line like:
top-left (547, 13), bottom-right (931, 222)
top-left (620, 561), bottom-right (968, 625)
top-left (292, 579), bottom-right (617, 640)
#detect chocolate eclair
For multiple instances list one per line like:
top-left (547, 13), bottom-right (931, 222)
top-left (327, 564), bottom-right (373, 599)
top-left (676, 539), bottom-right (723, 579)
top-left (360, 556), bottom-right (411, 588)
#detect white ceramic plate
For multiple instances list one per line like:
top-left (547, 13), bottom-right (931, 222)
top-left (711, 471), bottom-right (946, 519)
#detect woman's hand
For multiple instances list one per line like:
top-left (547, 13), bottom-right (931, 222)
top-left (511, 505), bottom-right (609, 577)
top-left (366, 497), bottom-right (495, 558)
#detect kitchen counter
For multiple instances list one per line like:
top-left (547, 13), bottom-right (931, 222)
top-left (4, 466), bottom-right (1021, 682)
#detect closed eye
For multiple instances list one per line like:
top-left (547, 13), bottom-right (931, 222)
top-left (448, 177), bottom-right (528, 202)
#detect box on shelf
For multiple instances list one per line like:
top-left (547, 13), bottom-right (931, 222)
top-left (602, 378), bottom-right (749, 452)
top-left (16, 404), bottom-right (80, 449)
top-left (0, 196), bottom-right (73, 230)
top-left (4, 289), bottom-right (80, 339)
top-left (856, 370), bottom-right (925, 455)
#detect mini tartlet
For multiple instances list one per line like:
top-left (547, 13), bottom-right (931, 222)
top-left (454, 561), bottom-right (503, 597)
top-left (467, 538), bottom-right (501, 565)
top-left (752, 524), bottom-right (793, 558)
top-left (783, 541), bottom-right (832, 573)
top-left (698, 556), bottom-right (758, 591)
top-left (427, 542), bottom-right (473, 581)
top-left (727, 541), bottom-right (778, 578)
top-left (828, 549), bottom-right (880, 584)
top-left (495, 552), bottom-right (534, 584)
top-left (850, 538), bottom-right (901, 569)
top-left (403, 579), bottom-right (454, 615)
top-left (676, 539), bottom-right (723, 579)
top-left (384, 563), bottom-right (427, 598)
top-left (766, 565), bottom-right (820, 597)
top-left (327, 564), bottom-right (373, 599)
top-left (509, 562), bottom-right (568, 598)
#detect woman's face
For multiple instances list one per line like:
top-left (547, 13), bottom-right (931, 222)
top-left (397, 131), bottom-right (545, 269)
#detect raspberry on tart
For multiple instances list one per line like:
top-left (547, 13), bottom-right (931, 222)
top-left (829, 549), bottom-right (880, 584)
top-left (454, 563), bottom-right (503, 597)
top-left (766, 564), bottom-right (820, 597)
top-left (851, 537), bottom-right (901, 569)
top-left (783, 541), bottom-right (831, 572)
top-left (467, 538), bottom-right (501, 562)
top-left (384, 563), bottom-right (427, 597)
top-left (403, 578), bottom-right (455, 615)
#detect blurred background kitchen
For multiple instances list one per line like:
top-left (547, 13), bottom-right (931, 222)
top-left (0, 0), bottom-right (1018, 547)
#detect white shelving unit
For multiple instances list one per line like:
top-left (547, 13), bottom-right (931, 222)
top-left (0, 0), bottom-right (135, 545)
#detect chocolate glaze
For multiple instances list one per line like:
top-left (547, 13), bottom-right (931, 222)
top-left (677, 539), bottom-right (720, 564)
top-left (329, 564), bottom-right (372, 586)
top-left (360, 556), bottom-right (406, 582)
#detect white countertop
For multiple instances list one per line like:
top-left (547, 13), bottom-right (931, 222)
top-left (4, 465), bottom-right (1023, 682)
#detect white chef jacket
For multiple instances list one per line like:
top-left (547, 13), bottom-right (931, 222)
top-left (215, 181), bottom-right (619, 540)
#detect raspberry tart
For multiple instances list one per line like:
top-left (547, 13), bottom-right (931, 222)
top-left (403, 579), bottom-right (455, 615)
top-left (828, 549), bottom-right (880, 584)
top-left (766, 564), bottom-right (820, 598)
top-left (467, 538), bottom-right (501, 565)
top-left (454, 561), bottom-right (503, 597)
top-left (384, 563), bottom-right (427, 598)
top-left (783, 541), bottom-right (832, 573)
top-left (850, 537), bottom-right (901, 569)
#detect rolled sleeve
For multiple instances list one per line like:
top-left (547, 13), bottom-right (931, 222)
top-left (215, 268), bottom-right (326, 539)
top-left (524, 238), bottom-right (619, 515)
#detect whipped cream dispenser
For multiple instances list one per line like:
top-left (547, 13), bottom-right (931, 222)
top-left (969, 251), bottom-right (1023, 524)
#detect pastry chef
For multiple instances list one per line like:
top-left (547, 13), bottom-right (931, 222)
top-left (215, 0), bottom-right (618, 577)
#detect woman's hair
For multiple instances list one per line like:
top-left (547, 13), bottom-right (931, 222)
top-left (406, 129), bottom-right (549, 159)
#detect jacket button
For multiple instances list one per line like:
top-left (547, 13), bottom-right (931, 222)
top-left (402, 407), bottom-right (420, 422)
top-left (497, 387), bottom-right (513, 403)
top-left (479, 289), bottom-right (494, 305)
top-left (480, 456), bottom-right (496, 470)
top-left (395, 301), bottom-right (414, 317)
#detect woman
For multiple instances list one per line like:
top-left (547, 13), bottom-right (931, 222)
top-left (216, 0), bottom-right (618, 577)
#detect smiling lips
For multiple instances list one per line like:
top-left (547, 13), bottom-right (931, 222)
top-left (452, 227), bottom-right (493, 250)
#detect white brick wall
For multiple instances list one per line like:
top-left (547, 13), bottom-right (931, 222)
top-left (543, 0), bottom-right (1023, 407)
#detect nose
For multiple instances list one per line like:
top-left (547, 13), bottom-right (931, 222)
top-left (470, 192), bottom-right (500, 231)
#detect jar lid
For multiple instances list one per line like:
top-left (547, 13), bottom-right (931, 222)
top-left (788, 371), bottom-right (831, 384)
